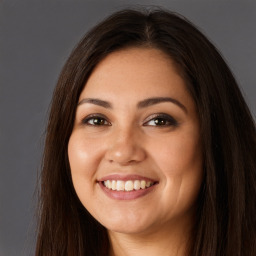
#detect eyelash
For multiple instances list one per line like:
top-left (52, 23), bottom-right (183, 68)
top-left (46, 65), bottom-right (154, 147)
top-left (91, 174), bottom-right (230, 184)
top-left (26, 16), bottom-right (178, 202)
top-left (81, 114), bottom-right (111, 126)
top-left (81, 113), bottom-right (178, 127)
top-left (143, 113), bottom-right (178, 127)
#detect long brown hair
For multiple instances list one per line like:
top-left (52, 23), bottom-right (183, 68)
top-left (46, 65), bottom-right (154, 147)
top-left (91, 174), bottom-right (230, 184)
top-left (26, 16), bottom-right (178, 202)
top-left (36, 8), bottom-right (256, 256)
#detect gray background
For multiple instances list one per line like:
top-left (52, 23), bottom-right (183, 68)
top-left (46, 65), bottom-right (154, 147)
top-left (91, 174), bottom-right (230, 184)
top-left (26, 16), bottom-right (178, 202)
top-left (0, 0), bottom-right (255, 255)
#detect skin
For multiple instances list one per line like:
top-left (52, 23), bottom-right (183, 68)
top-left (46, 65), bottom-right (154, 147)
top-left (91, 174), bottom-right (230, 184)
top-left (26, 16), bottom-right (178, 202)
top-left (68, 47), bottom-right (203, 256)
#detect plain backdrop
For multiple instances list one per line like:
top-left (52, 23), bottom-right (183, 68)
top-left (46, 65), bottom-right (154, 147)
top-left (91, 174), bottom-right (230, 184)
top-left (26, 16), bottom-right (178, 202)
top-left (0, 0), bottom-right (255, 255)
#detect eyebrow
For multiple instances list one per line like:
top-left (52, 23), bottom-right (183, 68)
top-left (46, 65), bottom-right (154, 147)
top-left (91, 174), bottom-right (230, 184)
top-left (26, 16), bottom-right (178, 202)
top-left (137, 97), bottom-right (187, 113)
top-left (77, 97), bottom-right (187, 113)
top-left (78, 98), bottom-right (112, 108)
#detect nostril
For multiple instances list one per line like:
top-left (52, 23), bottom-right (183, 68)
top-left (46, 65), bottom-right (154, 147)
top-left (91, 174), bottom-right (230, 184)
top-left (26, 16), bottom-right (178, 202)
top-left (105, 143), bottom-right (147, 165)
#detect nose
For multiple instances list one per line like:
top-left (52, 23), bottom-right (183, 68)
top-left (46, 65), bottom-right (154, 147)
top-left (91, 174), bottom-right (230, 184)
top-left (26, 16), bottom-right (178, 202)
top-left (104, 126), bottom-right (146, 165)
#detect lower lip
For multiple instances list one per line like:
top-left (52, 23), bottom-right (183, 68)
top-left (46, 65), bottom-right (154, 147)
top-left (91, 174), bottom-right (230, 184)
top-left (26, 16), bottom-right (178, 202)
top-left (98, 182), bottom-right (157, 200)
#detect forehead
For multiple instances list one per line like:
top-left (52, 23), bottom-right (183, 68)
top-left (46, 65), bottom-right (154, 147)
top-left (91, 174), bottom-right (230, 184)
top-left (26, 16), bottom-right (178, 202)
top-left (79, 47), bottom-right (193, 108)
top-left (87, 47), bottom-right (181, 85)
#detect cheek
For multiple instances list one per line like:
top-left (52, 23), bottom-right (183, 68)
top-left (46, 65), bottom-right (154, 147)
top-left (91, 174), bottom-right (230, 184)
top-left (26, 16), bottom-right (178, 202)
top-left (68, 132), bottom-right (103, 176)
top-left (68, 132), bottom-right (104, 211)
top-left (149, 130), bottom-right (203, 213)
top-left (68, 132), bottom-right (102, 200)
top-left (151, 132), bottom-right (202, 175)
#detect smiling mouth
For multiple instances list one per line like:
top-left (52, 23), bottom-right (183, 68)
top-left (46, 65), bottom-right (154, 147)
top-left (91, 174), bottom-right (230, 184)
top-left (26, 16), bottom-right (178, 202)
top-left (102, 180), bottom-right (157, 191)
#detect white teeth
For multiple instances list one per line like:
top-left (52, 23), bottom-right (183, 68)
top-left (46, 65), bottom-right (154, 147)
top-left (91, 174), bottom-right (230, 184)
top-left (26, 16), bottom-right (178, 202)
top-left (112, 180), bottom-right (116, 190)
top-left (146, 181), bottom-right (151, 188)
top-left (116, 180), bottom-right (125, 191)
top-left (125, 180), bottom-right (133, 191)
top-left (107, 180), bottom-right (112, 189)
top-left (104, 180), bottom-right (112, 189)
top-left (103, 179), bottom-right (154, 191)
top-left (141, 180), bottom-right (146, 189)
top-left (134, 180), bottom-right (141, 190)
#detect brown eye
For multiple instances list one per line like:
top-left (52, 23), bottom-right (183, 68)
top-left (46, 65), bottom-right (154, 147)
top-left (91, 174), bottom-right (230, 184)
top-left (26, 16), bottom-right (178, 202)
top-left (143, 113), bottom-right (178, 127)
top-left (82, 114), bottom-right (111, 126)
top-left (91, 117), bottom-right (106, 125)
top-left (153, 118), bottom-right (168, 126)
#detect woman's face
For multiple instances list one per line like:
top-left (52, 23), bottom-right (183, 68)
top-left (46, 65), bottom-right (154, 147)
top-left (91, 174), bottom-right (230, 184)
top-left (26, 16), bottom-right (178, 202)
top-left (68, 47), bottom-right (203, 235)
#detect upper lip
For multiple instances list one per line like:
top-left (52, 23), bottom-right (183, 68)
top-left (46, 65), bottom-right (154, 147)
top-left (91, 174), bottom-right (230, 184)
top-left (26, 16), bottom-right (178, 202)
top-left (97, 174), bottom-right (157, 182)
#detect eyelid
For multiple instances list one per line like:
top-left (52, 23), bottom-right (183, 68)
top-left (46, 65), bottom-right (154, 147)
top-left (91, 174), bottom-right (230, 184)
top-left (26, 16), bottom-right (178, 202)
top-left (80, 112), bottom-right (178, 127)
top-left (143, 113), bottom-right (179, 127)
top-left (81, 113), bottom-right (111, 125)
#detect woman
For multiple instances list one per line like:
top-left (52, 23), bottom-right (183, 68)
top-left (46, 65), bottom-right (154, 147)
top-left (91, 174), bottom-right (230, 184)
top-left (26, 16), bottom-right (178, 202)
top-left (36, 8), bottom-right (256, 256)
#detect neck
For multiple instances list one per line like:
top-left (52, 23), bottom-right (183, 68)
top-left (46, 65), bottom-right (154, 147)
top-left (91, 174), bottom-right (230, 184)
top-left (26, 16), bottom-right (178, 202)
top-left (108, 216), bottom-right (194, 256)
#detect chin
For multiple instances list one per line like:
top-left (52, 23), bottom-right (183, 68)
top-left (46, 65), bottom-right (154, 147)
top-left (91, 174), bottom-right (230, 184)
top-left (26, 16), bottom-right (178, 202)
top-left (98, 211), bottom-right (157, 235)
top-left (106, 222), bottom-right (151, 235)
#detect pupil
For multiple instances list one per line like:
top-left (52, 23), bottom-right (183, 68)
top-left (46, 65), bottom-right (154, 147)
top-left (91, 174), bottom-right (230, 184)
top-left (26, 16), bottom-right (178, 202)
top-left (94, 118), bottom-right (104, 125)
top-left (155, 118), bottom-right (165, 125)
